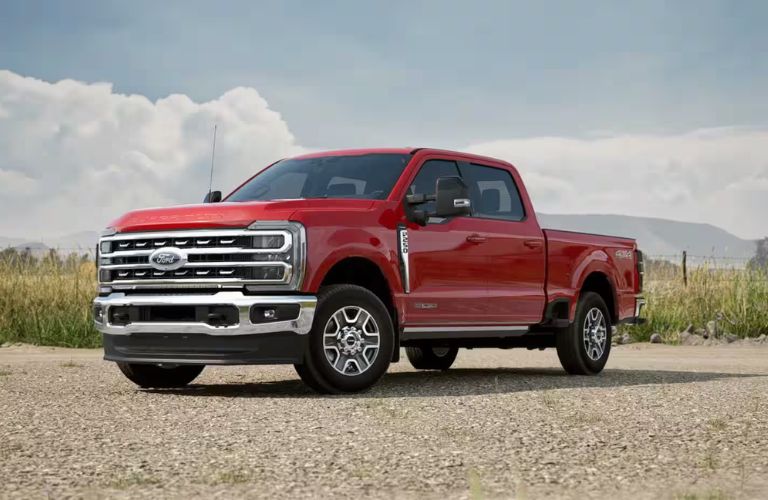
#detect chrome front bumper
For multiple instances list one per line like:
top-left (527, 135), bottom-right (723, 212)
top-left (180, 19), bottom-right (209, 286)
top-left (93, 292), bottom-right (316, 336)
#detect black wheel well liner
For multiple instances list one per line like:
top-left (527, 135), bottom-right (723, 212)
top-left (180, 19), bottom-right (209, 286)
top-left (579, 272), bottom-right (617, 324)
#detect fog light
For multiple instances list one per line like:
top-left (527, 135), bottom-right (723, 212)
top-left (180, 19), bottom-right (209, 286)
top-left (250, 304), bottom-right (300, 324)
top-left (93, 305), bottom-right (104, 323)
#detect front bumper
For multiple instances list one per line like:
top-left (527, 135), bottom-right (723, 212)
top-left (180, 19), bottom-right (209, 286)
top-left (93, 292), bottom-right (316, 336)
top-left (94, 292), bottom-right (316, 365)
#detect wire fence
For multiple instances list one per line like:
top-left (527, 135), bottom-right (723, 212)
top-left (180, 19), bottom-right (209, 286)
top-left (645, 253), bottom-right (767, 282)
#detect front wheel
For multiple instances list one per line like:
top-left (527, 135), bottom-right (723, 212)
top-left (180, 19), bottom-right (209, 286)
top-left (405, 345), bottom-right (458, 370)
top-left (116, 362), bottom-right (204, 388)
top-left (294, 284), bottom-right (394, 394)
top-left (556, 291), bottom-right (612, 375)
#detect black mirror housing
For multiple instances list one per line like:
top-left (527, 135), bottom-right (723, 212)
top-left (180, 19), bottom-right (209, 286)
top-left (204, 190), bottom-right (222, 203)
top-left (435, 177), bottom-right (471, 217)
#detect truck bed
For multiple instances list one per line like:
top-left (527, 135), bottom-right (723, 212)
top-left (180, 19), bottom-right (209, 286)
top-left (543, 229), bottom-right (639, 322)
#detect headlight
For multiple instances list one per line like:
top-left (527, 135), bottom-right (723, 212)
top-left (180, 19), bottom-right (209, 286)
top-left (247, 221), bottom-right (307, 290)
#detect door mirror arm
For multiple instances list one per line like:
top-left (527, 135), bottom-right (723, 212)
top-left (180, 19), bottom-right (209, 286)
top-left (405, 193), bottom-right (435, 226)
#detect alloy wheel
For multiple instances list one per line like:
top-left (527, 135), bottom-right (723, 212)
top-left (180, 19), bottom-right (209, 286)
top-left (323, 306), bottom-right (380, 376)
top-left (583, 307), bottom-right (607, 361)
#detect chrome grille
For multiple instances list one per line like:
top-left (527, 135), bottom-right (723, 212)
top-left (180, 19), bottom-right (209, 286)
top-left (98, 228), bottom-right (300, 289)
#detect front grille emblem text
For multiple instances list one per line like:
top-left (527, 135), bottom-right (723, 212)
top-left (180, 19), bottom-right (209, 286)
top-left (149, 247), bottom-right (188, 271)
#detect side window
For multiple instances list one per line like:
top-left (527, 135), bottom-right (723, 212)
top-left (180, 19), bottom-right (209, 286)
top-left (409, 159), bottom-right (461, 213)
top-left (459, 163), bottom-right (525, 221)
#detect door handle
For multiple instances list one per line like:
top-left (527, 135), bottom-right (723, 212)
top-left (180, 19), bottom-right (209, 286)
top-left (466, 234), bottom-right (487, 244)
top-left (524, 239), bottom-right (543, 249)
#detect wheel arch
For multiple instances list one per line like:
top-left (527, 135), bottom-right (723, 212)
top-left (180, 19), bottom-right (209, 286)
top-left (578, 271), bottom-right (618, 325)
top-left (317, 256), bottom-right (400, 361)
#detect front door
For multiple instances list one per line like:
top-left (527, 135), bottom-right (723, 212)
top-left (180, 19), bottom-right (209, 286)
top-left (402, 158), bottom-right (491, 326)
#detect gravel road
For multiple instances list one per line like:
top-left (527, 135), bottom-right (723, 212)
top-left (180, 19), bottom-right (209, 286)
top-left (1, 343), bottom-right (767, 499)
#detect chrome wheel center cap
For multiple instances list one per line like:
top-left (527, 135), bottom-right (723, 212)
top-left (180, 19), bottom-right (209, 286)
top-left (338, 326), bottom-right (363, 356)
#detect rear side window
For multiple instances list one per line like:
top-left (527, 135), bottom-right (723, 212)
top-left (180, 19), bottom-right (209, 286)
top-left (409, 160), bottom-right (461, 213)
top-left (459, 163), bottom-right (525, 221)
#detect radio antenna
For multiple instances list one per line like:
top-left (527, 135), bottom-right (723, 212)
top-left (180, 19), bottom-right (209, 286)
top-left (207, 124), bottom-right (218, 196)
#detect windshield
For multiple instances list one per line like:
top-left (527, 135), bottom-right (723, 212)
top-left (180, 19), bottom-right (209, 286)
top-left (226, 153), bottom-right (411, 202)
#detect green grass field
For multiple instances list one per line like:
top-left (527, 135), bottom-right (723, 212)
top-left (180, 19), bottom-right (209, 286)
top-left (0, 256), bottom-right (766, 347)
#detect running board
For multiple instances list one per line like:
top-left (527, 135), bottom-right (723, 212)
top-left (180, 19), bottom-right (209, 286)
top-left (401, 325), bottom-right (529, 341)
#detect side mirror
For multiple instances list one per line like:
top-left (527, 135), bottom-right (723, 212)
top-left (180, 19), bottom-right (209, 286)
top-left (435, 177), bottom-right (471, 217)
top-left (203, 190), bottom-right (222, 203)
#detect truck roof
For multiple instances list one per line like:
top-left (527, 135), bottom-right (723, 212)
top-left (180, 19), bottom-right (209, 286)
top-left (291, 147), bottom-right (418, 159)
top-left (290, 147), bottom-right (510, 166)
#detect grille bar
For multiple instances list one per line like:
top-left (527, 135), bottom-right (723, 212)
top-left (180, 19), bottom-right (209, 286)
top-left (99, 228), bottom-right (297, 288)
top-left (102, 247), bottom-right (291, 258)
top-left (101, 261), bottom-right (291, 270)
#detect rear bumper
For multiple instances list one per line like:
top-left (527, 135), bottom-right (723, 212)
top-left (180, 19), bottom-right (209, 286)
top-left (620, 296), bottom-right (646, 325)
top-left (94, 292), bottom-right (316, 365)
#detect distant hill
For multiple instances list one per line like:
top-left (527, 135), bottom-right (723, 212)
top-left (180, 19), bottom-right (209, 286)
top-left (0, 216), bottom-right (758, 263)
top-left (538, 213), bottom-right (757, 261)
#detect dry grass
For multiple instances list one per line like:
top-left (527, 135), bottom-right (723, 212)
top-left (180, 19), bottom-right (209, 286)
top-left (0, 257), bottom-right (99, 347)
top-left (627, 262), bottom-right (768, 341)
top-left (0, 253), bottom-right (766, 348)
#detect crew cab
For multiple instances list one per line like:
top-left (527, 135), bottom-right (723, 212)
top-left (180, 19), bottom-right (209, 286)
top-left (93, 148), bottom-right (645, 393)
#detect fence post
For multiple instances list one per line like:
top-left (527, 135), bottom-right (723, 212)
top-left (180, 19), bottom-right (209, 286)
top-left (682, 251), bottom-right (688, 287)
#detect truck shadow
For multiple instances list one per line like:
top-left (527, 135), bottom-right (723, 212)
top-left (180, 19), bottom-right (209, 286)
top-left (144, 367), bottom-right (764, 398)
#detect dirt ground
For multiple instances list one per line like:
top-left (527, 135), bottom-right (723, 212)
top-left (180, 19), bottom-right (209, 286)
top-left (1, 343), bottom-right (766, 499)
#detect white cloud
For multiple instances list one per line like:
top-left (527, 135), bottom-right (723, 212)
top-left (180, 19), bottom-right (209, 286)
top-left (0, 70), bottom-right (303, 237)
top-left (465, 128), bottom-right (768, 239)
top-left (0, 69), bottom-right (765, 240)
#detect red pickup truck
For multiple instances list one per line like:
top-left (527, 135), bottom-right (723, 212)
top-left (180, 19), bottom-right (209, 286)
top-left (93, 148), bottom-right (645, 393)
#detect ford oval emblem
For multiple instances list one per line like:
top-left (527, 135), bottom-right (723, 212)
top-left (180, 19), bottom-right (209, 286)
top-left (148, 247), bottom-right (187, 271)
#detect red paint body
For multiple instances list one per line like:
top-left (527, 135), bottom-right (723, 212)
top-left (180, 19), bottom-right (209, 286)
top-left (109, 148), bottom-right (641, 328)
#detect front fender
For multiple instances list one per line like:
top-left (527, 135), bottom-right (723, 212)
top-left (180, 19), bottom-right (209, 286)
top-left (302, 226), bottom-right (402, 295)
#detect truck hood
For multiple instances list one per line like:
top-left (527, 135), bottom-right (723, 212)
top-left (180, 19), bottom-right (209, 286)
top-left (109, 199), bottom-right (377, 233)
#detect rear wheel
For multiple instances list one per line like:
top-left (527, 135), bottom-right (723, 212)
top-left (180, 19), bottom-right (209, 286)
top-left (556, 291), bottom-right (612, 375)
top-left (405, 345), bottom-right (458, 370)
top-left (116, 362), bottom-right (204, 388)
top-left (294, 285), bottom-right (394, 394)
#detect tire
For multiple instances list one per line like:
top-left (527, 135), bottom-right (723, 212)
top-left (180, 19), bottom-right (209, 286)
top-left (405, 345), bottom-right (458, 370)
top-left (294, 284), bottom-right (394, 394)
top-left (116, 362), bottom-right (204, 388)
top-left (556, 291), bottom-right (612, 375)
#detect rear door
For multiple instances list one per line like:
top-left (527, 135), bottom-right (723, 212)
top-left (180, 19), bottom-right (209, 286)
top-left (458, 161), bottom-right (547, 324)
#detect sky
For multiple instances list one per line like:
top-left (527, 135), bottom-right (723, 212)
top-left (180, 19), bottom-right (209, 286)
top-left (0, 0), bottom-right (766, 240)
